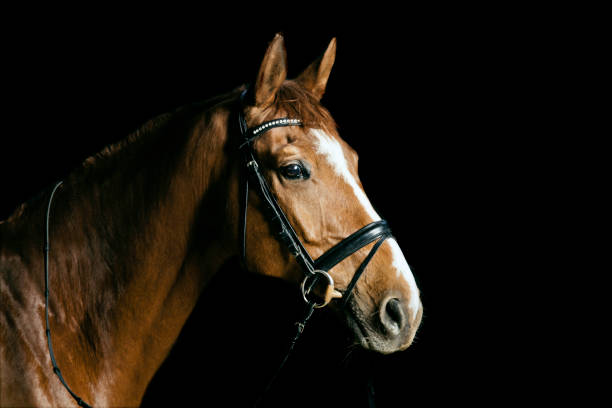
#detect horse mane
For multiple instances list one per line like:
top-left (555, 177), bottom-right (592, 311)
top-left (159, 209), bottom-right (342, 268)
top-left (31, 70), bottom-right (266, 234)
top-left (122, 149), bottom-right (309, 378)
top-left (84, 88), bottom-right (241, 169)
top-left (88, 80), bottom-right (335, 167)
top-left (3, 82), bottom-right (335, 228)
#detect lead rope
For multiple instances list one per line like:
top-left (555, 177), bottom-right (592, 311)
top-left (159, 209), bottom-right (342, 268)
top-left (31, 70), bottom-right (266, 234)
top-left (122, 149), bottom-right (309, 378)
top-left (44, 180), bottom-right (93, 408)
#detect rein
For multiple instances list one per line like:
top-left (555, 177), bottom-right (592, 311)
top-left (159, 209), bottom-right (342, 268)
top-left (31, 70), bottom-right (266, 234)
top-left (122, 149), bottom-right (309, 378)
top-left (44, 180), bottom-right (92, 408)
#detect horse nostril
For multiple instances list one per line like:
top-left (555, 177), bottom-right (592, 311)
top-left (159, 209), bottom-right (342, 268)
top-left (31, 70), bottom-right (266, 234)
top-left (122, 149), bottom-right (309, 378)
top-left (380, 297), bottom-right (405, 336)
top-left (386, 298), bottom-right (403, 324)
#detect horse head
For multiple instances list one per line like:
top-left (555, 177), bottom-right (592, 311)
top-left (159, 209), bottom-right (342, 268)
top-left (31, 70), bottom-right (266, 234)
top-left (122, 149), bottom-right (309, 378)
top-left (237, 34), bottom-right (422, 354)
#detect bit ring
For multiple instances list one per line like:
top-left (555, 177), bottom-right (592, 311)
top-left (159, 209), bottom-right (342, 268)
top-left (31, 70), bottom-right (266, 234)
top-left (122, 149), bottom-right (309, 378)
top-left (301, 270), bottom-right (334, 308)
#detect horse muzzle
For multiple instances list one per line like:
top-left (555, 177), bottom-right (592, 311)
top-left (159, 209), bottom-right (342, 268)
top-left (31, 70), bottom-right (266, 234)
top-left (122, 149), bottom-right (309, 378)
top-left (349, 295), bottom-right (423, 354)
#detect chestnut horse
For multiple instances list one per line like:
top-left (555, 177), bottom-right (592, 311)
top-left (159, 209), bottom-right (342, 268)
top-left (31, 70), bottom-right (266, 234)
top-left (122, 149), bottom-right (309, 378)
top-left (0, 34), bottom-right (422, 407)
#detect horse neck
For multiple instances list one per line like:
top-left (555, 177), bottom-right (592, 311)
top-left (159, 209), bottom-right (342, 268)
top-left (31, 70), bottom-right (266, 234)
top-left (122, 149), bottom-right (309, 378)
top-left (19, 100), bottom-right (239, 405)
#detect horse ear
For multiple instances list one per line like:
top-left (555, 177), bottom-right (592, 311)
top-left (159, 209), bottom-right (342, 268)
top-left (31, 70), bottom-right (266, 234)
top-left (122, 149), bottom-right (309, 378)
top-left (296, 37), bottom-right (337, 101)
top-left (253, 33), bottom-right (287, 108)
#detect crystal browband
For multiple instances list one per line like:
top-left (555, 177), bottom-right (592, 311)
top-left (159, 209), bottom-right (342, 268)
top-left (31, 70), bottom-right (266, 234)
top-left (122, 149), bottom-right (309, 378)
top-left (240, 117), bottom-right (303, 149)
top-left (250, 118), bottom-right (302, 137)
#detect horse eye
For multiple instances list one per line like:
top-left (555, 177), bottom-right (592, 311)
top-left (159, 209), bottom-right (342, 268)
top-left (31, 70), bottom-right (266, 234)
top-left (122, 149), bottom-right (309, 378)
top-left (280, 163), bottom-right (308, 180)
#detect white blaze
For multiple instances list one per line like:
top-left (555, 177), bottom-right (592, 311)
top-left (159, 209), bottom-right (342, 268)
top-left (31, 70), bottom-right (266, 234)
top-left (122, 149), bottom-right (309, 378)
top-left (388, 239), bottom-right (420, 319)
top-left (311, 129), bottom-right (381, 222)
top-left (312, 129), bottom-right (420, 319)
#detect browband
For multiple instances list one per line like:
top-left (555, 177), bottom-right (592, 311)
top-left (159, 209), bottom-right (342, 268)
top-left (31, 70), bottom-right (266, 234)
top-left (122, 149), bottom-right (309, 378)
top-left (240, 118), bottom-right (303, 149)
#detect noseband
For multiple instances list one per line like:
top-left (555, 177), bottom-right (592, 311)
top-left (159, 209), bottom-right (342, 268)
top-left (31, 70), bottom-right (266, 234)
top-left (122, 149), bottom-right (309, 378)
top-left (237, 89), bottom-right (392, 309)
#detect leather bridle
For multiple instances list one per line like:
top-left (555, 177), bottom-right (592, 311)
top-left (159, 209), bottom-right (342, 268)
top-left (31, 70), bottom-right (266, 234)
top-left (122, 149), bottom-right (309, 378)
top-left (237, 88), bottom-right (392, 309)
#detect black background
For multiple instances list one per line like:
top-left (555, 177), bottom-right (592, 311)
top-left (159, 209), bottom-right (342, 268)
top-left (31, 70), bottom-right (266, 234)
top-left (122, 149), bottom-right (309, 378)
top-left (1, 6), bottom-right (580, 407)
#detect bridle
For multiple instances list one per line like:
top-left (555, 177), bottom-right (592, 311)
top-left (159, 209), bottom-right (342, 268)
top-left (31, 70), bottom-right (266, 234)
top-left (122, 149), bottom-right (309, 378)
top-left (237, 88), bottom-right (392, 405)
top-left (237, 88), bottom-right (392, 309)
top-left (42, 88), bottom-right (392, 407)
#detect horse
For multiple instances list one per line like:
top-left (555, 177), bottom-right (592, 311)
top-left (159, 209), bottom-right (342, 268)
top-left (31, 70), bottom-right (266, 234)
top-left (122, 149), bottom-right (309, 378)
top-left (0, 34), bottom-right (422, 407)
